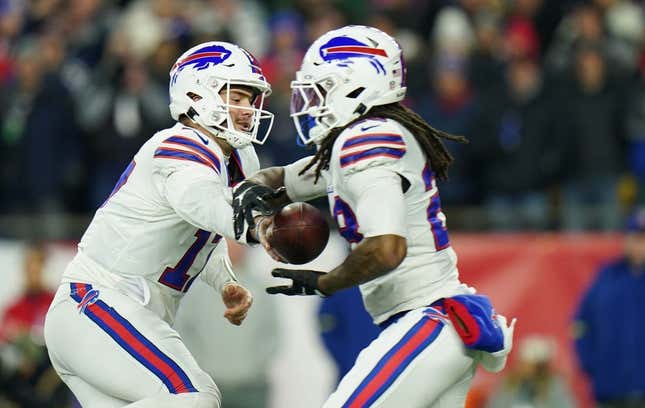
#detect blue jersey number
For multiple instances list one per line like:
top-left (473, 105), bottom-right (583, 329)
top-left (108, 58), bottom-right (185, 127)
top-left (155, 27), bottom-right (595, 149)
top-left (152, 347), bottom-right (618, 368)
top-left (332, 196), bottom-right (364, 244)
top-left (422, 164), bottom-right (450, 250)
top-left (158, 230), bottom-right (222, 292)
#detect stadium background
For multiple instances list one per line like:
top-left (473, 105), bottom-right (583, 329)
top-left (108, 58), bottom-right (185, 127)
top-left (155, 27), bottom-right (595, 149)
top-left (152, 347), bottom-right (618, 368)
top-left (0, 0), bottom-right (643, 407)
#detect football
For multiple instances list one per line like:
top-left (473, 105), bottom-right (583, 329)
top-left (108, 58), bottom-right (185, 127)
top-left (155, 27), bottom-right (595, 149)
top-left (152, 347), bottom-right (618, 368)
top-left (269, 202), bottom-right (330, 264)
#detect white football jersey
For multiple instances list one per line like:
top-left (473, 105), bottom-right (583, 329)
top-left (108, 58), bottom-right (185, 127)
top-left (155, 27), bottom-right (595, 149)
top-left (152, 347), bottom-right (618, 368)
top-left (284, 118), bottom-right (473, 324)
top-left (61, 123), bottom-right (259, 323)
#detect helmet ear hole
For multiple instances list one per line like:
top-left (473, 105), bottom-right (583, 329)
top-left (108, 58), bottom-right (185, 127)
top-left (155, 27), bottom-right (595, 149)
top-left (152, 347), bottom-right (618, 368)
top-left (186, 92), bottom-right (202, 101)
top-left (345, 87), bottom-right (365, 99)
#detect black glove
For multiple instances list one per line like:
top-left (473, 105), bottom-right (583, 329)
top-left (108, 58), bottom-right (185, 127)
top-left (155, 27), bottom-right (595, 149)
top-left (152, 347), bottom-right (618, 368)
top-left (266, 268), bottom-right (329, 297)
top-left (233, 181), bottom-right (285, 240)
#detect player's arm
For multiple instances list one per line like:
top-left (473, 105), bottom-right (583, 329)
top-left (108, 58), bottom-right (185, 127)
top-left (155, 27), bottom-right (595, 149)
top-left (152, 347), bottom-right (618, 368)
top-left (198, 242), bottom-right (253, 326)
top-left (322, 233), bottom-right (406, 294)
top-left (152, 158), bottom-right (257, 243)
top-left (267, 167), bottom-right (407, 296)
top-left (233, 156), bottom-right (327, 239)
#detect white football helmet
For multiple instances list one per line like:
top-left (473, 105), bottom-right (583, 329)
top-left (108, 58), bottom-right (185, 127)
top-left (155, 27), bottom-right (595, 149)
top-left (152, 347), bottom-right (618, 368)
top-left (169, 41), bottom-right (274, 148)
top-left (290, 25), bottom-right (407, 145)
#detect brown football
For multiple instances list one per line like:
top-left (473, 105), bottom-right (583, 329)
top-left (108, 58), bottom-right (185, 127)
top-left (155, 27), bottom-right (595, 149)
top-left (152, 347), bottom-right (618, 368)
top-left (269, 202), bottom-right (330, 264)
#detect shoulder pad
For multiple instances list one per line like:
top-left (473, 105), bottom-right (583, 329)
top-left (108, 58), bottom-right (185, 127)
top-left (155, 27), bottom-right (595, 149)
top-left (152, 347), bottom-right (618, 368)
top-left (335, 118), bottom-right (407, 175)
top-left (153, 126), bottom-right (223, 174)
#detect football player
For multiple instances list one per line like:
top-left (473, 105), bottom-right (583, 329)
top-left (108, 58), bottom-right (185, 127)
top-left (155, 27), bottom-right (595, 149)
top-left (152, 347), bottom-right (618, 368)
top-left (44, 41), bottom-right (273, 407)
top-left (234, 26), bottom-right (517, 407)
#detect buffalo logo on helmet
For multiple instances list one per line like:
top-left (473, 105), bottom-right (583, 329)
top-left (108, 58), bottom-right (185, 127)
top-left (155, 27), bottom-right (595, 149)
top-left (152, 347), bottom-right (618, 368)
top-left (319, 36), bottom-right (388, 74)
top-left (170, 44), bottom-right (233, 83)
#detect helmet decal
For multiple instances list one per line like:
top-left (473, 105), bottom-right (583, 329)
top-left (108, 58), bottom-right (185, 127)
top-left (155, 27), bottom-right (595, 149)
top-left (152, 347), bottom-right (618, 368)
top-left (171, 44), bottom-right (232, 83)
top-left (240, 48), bottom-right (265, 80)
top-left (319, 36), bottom-right (387, 74)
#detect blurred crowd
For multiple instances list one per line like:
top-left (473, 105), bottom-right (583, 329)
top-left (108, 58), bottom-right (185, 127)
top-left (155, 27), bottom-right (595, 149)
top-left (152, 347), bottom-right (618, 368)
top-left (1, 0), bottom-right (644, 234)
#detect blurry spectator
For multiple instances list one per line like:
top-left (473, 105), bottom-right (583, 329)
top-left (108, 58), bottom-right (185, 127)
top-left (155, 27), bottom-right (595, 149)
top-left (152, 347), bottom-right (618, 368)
top-left (545, 3), bottom-right (635, 77)
top-left (469, 13), bottom-right (504, 94)
top-left (61, 0), bottom-right (118, 69)
top-left (503, 0), bottom-right (544, 62)
top-left (573, 209), bottom-right (645, 407)
top-left (417, 54), bottom-right (478, 205)
top-left (626, 53), bottom-right (645, 204)
top-left (0, 36), bottom-right (83, 225)
top-left (317, 286), bottom-right (380, 383)
top-left (260, 10), bottom-right (307, 166)
top-left (117, 0), bottom-right (190, 60)
top-left (0, 243), bottom-right (70, 407)
top-left (503, 17), bottom-right (540, 62)
top-left (146, 37), bottom-right (181, 85)
top-left (471, 58), bottom-right (559, 230)
top-left (304, 4), bottom-right (346, 46)
top-left (432, 6), bottom-right (475, 59)
top-left (175, 241), bottom-right (279, 408)
top-left (190, 0), bottom-right (269, 57)
top-left (0, 0), bottom-right (24, 84)
top-left (600, 0), bottom-right (643, 73)
top-left (558, 46), bottom-right (625, 230)
top-left (487, 336), bottom-right (575, 408)
top-left (78, 35), bottom-right (171, 208)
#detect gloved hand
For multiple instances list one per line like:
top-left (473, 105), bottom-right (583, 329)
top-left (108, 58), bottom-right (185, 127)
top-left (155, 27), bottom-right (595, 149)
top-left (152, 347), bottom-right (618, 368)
top-left (266, 268), bottom-right (328, 297)
top-left (443, 294), bottom-right (505, 353)
top-left (232, 181), bottom-right (285, 240)
top-left (476, 314), bottom-right (517, 373)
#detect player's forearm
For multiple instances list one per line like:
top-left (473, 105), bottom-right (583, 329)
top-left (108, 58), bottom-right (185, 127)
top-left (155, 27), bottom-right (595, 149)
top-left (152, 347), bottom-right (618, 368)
top-left (247, 167), bottom-right (285, 189)
top-left (318, 234), bottom-right (406, 295)
top-left (246, 167), bottom-right (292, 209)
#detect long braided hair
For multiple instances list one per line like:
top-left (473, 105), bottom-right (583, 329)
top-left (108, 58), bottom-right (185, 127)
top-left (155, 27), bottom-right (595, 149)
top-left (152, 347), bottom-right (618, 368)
top-left (299, 102), bottom-right (469, 182)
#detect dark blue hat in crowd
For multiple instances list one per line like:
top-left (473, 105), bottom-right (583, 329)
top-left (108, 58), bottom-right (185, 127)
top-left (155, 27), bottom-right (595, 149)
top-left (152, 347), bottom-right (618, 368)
top-left (626, 208), bottom-right (645, 233)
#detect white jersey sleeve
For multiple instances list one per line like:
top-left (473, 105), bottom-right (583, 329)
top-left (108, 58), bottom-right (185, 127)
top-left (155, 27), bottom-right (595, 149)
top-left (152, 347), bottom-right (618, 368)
top-left (151, 134), bottom-right (249, 243)
top-left (335, 118), bottom-right (408, 237)
top-left (155, 166), bottom-right (237, 240)
top-left (344, 167), bottom-right (406, 238)
top-left (283, 155), bottom-right (327, 201)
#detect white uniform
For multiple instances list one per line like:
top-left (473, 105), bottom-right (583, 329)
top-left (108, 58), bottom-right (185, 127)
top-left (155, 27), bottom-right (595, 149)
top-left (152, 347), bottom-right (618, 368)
top-left (284, 118), bottom-right (477, 407)
top-left (44, 123), bottom-right (258, 407)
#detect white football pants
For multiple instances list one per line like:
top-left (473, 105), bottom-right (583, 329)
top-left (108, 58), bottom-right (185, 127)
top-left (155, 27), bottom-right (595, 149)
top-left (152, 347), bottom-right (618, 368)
top-left (44, 283), bottom-right (221, 408)
top-left (323, 306), bottom-right (477, 408)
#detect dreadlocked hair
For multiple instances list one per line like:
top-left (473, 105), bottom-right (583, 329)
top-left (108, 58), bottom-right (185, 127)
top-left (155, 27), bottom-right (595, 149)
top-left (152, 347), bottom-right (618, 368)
top-left (298, 102), bottom-right (469, 182)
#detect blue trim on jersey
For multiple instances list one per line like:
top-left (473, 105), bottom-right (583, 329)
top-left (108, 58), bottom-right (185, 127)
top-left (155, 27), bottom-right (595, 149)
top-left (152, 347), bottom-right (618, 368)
top-left (70, 283), bottom-right (91, 302)
top-left (340, 147), bottom-right (405, 168)
top-left (163, 136), bottom-right (221, 172)
top-left (343, 317), bottom-right (444, 408)
top-left (154, 148), bottom-right (219, 173)
top-left (342, 134), bottom-right (404, 149)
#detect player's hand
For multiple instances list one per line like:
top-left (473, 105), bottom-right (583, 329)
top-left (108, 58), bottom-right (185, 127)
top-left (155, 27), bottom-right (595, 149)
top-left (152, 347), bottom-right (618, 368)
top-left (254, 216), bottom-right (288, 263)
top-left (477, 314), bottom-right (517, 373)
top-left (221, 283), bottom-right (253, 326)
top-left (266, 268), bottom-right (328, 297)
top-left (232, 181), bottom-right (286, 240)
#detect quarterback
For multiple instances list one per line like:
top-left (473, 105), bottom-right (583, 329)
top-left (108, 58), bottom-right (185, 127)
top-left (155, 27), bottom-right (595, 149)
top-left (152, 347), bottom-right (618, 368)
top-left (236, 26), bottom-right (517, 407)
top-left (44, 41), bottom-right (273, 407)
